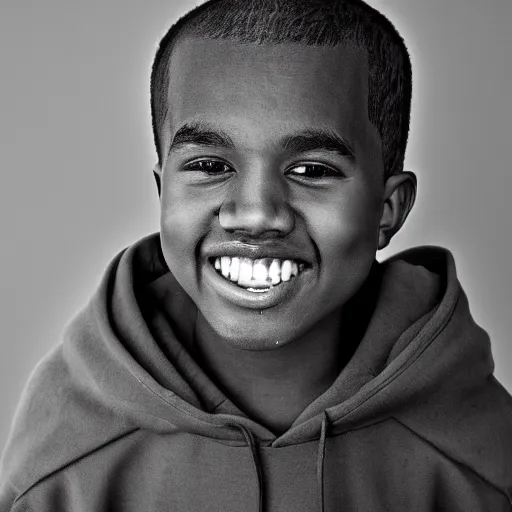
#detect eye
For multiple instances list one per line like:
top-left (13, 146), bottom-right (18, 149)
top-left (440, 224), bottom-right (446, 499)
top-left (286, 163), bottom-right (344, 179)
top-left (183, 159), bottom-right (233, 175)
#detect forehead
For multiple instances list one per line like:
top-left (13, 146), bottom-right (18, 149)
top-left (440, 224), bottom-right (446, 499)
top-left (164, 37), bottom-right (378, 159)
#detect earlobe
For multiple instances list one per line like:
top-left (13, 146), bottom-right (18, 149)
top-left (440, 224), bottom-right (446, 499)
top-left (378, 171), bottom-right (417, 250)
top-left (153, 163), bottom-right (162, 198)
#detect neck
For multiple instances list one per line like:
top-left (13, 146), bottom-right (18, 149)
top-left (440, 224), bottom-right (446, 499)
top-left (194, 308), bottom-right (350, 434)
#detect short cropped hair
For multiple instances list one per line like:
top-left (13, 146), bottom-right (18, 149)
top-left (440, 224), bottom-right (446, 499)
top-left (150, 0), bottom-right (412, 179)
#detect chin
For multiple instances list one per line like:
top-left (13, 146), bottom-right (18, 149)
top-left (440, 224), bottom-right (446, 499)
top-left (208, 315), bottom-right (300, 351)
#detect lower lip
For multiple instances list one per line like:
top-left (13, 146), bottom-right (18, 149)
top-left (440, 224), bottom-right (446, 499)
top-left (203, 261), bottom-right (312, 310)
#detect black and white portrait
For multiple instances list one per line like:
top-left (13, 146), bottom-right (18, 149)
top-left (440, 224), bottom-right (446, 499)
top-left (2, 0), bottom-right (511, 510)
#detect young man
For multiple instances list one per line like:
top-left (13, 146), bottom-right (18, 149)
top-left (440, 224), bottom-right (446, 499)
top-left (2, 0), bottom-right (511, 510)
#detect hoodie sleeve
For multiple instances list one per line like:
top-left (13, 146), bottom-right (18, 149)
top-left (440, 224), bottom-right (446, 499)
top-left (0, 341), bottom-right (137, 510)
top-left (0, 346), bottom-right (66, 509)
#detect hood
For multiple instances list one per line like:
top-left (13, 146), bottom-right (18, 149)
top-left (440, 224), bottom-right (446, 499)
top-left (3, 233), bottom-right (512, 502)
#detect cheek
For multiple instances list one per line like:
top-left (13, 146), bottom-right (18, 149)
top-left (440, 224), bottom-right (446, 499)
top-left (308, 186), bottom-right (381, 258)
top-left (160, 193), bottom-right (191, 253)
top-left (303, 185), bottom-right (381, 299)
top-left (159, 183), bottom-right (212, 288)
top-left (160, 173), bottom-right (213, 237)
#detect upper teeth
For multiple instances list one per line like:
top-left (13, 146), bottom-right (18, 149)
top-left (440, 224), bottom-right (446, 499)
top-left (213, 257), bottom-right (302, 288)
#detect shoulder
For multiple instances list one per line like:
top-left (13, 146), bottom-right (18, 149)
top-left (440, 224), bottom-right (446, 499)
top-left (0, 339), bottom-right (135, 506)
top-left (397, 373), bottom-right (512, 503)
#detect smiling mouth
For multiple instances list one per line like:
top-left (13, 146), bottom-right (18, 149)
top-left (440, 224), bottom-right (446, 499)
top-left (209, 256), bottom-right (308, 292)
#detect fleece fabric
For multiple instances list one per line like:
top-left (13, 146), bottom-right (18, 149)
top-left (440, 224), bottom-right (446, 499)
top-left (1, 233), bottom-right (512, 512)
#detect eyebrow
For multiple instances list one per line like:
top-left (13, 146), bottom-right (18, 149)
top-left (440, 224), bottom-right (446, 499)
top-left (281, 129), bottom-right (355, 160)
top-left (169, 122), bottom-right (355, 159)
top-left (170, 122), bottom-right (235, 151)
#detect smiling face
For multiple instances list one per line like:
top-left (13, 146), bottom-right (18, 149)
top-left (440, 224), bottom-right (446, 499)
top-left (155, 38), bottom-right (407, 350)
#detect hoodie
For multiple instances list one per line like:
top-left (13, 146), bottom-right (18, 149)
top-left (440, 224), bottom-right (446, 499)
top-left (1, 233), bottom-right (512, 511)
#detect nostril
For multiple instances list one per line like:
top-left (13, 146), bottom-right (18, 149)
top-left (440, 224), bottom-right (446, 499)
top-left (218, 199), bottom-right (295, 237)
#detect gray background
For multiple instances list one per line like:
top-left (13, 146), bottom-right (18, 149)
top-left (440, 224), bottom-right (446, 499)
top-left (1, 0), bottom-right (511, 451)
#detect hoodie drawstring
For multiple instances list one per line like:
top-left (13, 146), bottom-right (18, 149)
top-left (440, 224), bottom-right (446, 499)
top-left (237, 424), bottom-right (264, 512)
top-left (235, 412), bottom-right (329, 512)
top-left (316, 411), bottom-right (330, 512)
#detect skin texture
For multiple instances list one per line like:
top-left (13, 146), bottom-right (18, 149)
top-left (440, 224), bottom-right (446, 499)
top-left (154, 38), bottom-right (416, 432)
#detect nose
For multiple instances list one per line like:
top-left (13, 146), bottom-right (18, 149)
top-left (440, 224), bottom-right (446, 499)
top-left (218, 164), bottom-right (295, 237)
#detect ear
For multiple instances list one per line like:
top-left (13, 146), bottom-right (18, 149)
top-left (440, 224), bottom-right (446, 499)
top-left (378, 171), bottom-right (417, 250)
top-left (153, 163), bottom-right (162, 198)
